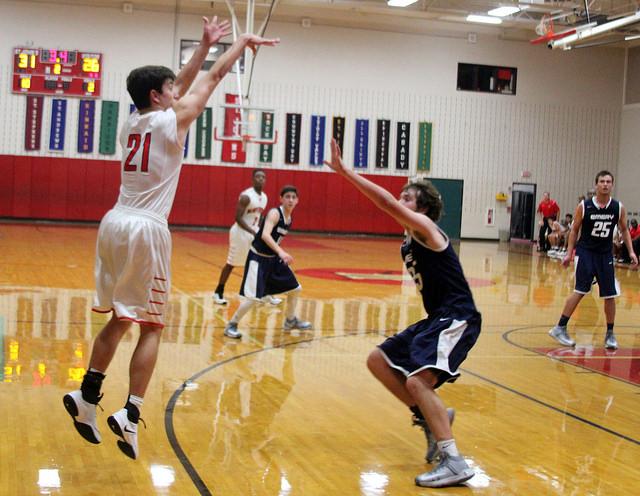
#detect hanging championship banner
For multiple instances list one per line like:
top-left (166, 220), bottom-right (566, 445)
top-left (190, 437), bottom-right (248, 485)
top-left (376, 119), bottom-right (390, 169)
top-left (196, 107), bottom-right (212, 159)
top-left (285, 112), bottom-right (302, 165)
top-left (309, 115), bottom-right (325, 166)
top-left (25, 95), bottom-right (44, 151)
top-left (77, 100), bottom-right (95, 153)
top-left (396, 121), bottom-right (410, 170)
top-left (332, 116), bottom-right (345, 156)
top-left (221, 93), bottom-right (246, 163)
top-left (354, 119), bottom-right (369, 169)
top-left (259, 111), bottom-right (274, 164)
top-left (184, 131), bottom-right (189, 159)
top-left (49, 98), bottom-right (67, 152)
top-left (99, 101), bottom-right (119, 155)
top-left (417, 122), bottom-right (433, 171)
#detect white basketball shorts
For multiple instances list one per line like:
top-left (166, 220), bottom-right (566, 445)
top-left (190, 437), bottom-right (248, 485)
top-left (226, 223), bottom-right (256, 267)
top-left (92, 205), bottom-right (171, 327)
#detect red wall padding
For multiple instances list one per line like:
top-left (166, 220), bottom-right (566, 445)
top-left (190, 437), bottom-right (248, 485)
top-left (0, 155), bottom-right (407, 234)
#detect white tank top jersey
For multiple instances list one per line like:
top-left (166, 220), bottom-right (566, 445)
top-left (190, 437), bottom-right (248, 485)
top-left (116, 108), bottom-right (184, 219)
top-left (237, 187), bottom-right (267, 232)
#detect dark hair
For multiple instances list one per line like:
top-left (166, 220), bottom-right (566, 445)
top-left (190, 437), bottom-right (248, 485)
top-left (566, 213), bottom-right (573, 219)
top-left (252, 168), bottom-right (266, 177)
top-left (595, 170), bottom-right (614, 184)
top-left (126, 65), bottom-right (176, 110)
top-left (631, 218), bottom-right (638, 227)
top-left (280, 185), bottom-right (298, 197)
top-left (403, 180), bottom-right (443, 222)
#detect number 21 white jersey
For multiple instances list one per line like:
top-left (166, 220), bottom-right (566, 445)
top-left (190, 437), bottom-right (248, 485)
top-left (116, 108), bottom-right (184, 219)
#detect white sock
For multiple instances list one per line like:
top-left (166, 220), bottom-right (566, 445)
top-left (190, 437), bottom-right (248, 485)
top-left (128, 394), bottom-right (144, 408)
top-left (286, 288), bottom-right (301, 320)
top-left (436, 439), bottom-right (459, 457)
top-left (230, 299), bottom-right (256, 324)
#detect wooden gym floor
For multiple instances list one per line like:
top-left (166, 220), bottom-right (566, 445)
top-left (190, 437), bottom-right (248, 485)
top-left (0, 222), bottom-right (638, 495)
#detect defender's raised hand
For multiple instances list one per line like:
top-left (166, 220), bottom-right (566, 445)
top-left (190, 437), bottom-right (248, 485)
top-left (241, 33), bottom-right (281, 55)
top-left (324, 138), bottom-right (348, 175)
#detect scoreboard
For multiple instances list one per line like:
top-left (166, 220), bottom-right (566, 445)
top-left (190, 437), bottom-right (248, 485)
top-left (12, 47), bottom-right (102, 98)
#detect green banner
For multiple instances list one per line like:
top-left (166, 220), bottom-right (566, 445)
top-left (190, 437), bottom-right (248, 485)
top-left (259, 111), bottom-right (274, 164)
top-left (196, 107), bottom-right (212, 159)
top-left (417, 122), bottom-right (433, 171)
top-left (98, 101), bottom-right (119, 155)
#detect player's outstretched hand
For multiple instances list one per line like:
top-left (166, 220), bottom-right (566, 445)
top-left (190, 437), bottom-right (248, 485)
top-left (201, 16), bottom-right (232, 47)
top-left (242, 34), bottom-right (281, 55)
top-left (630, 253), bottom-right (638, 266)
top-left (324, 139), bottom-right (348, 175)
top-left (561, 253), bottom-right (572, 267)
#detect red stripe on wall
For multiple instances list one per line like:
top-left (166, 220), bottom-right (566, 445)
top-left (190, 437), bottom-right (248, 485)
top-left (0, 154), bottom-right (406, 234)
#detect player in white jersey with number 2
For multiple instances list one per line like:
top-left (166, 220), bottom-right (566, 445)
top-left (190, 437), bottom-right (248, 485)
top-left (62, 16), bottom-right (279, 460)
top-left (213, 169), bottom-right (281, 306)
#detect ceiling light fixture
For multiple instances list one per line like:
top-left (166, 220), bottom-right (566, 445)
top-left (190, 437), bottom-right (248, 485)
top-left (466, 14), bottom-right (503, 25)
top-left (387, 0), bottom-right (419, 7)
top-left (488, 6), bottom-right (521, 17)
top-left (625, 34), bottom-right (640, 41)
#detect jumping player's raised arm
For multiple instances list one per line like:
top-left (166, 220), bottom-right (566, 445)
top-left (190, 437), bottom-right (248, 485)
top-left (173, 16), bottom-right (231, 99)
top-left (173, 33), bottom-right (279, 142)
top-left (324, 139), bottom-right (446, 250)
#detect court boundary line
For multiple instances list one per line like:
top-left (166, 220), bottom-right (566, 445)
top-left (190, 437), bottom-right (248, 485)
top-left (165, 332), bottom-right (639, 496)
top-left (502, 326), bottom-right (639, 388)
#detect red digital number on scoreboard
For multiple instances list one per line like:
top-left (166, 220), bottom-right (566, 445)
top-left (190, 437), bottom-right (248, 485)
top-left (12, 47), bottom-right (102, 98)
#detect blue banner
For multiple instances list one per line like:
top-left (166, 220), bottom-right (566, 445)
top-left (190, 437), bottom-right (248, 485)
top-left (129, 104), bottom-right (136, 114)
top-left (309, 115), bottom-right (325, 166)
top-left (77, 100), bottom-right (95, 153)
top-left (49, 99), bottom-right (67, 152)
top-left (354, 119), bottom-right (369, 169)
top-left (184, 131), bottom-right (189, 159)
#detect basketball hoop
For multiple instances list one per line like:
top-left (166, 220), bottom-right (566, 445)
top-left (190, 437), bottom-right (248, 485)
top-left (213, 102), bottom-right (278, 146)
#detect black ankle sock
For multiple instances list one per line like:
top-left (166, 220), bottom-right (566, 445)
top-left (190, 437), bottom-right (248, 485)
top-left (607, 323), bottom-right (614, 333)
top-left (410, 405), bottom-right (424, 420)
top-left (80, 370), bottom-right (105, 404)
top-left (558, 315), bottom-right (570, 327)
top-left (215, 284), bottom-right (224, 295)
top-left (125, 401), bottom-right (140, 424)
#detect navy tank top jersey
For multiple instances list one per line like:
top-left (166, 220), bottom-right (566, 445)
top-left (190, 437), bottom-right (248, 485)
top-left (252, 207), bottom-right (291, 256)
top-left (577, 198), bottom-right (620, 254)
top-left (401, 232), bottom-right (479, 320)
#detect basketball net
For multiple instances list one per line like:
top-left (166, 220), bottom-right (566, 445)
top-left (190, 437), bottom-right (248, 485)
top-left (535, 14), bottom-right (554, 36)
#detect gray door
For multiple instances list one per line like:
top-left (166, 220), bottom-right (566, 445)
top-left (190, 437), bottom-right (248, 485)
top-left (510, 183), bottom-right (536, 241)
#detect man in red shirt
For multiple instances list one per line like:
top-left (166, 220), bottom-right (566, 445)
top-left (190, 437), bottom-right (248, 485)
top-left (537, 191), bottom-right (560, 252)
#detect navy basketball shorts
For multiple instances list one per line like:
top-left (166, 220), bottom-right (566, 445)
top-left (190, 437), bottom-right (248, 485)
top-left (240, 249), bottom-right (300, 300)
top-left (378, 312), bottom-right (481, 389)
top-left (574, 247), bottom-right (619, 298)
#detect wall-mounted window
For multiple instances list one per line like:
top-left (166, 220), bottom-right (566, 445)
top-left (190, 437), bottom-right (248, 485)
top-left (180, 40), bottom-right (244, 73)
top-left (457, 63), bottom-right (517, 95)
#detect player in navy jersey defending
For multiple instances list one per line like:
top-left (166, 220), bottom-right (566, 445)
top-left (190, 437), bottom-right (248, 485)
top-left (62, 17), bottom-right (279, 459)
top-left (549, 170), bottom-right (637, 350)
top-left (224, 185), bottom-right (312, 339)
top-left (324, 139), bottom-right (480, 488)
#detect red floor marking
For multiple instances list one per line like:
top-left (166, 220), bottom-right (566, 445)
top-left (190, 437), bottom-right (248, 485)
top-left (537, 347), bottom-right (640, 385)
top-left (296, 268), bottom-right (494, 287)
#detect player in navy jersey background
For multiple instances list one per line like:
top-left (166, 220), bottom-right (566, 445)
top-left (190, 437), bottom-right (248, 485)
top-left (324, 139), bottom-right (480, 488)
top-left (550, 170), bottom-right (637, 350)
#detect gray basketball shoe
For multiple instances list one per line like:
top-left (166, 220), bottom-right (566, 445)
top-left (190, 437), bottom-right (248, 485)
top-left (283, 317), bottom-right (312, 331)
top-left (415, 453), bottom-right (475, 488)
top-left (604, 331), bottom-right (618, 350)
top-left (549, 325), bottom-right (575, 347)
top-left (224, 322), bottom-right (242, 339)
top-left (413, 408), bottom-right (456, 463)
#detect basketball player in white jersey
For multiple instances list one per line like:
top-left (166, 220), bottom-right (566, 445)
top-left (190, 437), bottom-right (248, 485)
top-left (213, 169), bottom-right (281, 306)
top-left (62, 16), bottom-right (279, 459)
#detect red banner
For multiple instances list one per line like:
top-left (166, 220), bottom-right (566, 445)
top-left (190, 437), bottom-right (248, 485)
top-left (221, 93), bottom-right (246, 163)
top-left (25, 95), bottom-right (44, 151)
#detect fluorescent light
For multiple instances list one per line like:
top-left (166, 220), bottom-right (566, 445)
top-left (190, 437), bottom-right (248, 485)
top-left (488, 6), bottom-right (520, 17)
top-left (625, 34), bottom-right (640, 41)
top-left (387, 0), bottom-right (419, 7)
top-left (466, 14), bottom-right (503, 25)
